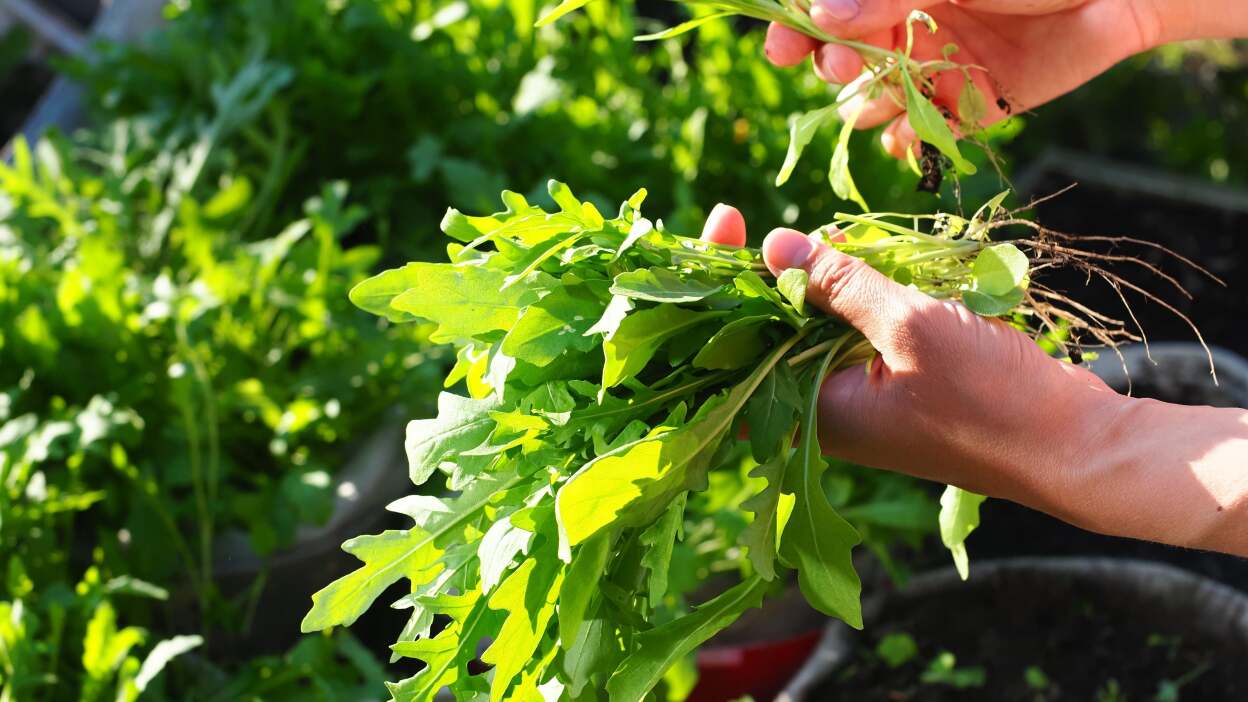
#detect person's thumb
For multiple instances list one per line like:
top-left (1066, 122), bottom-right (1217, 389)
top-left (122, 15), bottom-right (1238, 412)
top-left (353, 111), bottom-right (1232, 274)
top-left (761, 227), bottom-right (931, 360)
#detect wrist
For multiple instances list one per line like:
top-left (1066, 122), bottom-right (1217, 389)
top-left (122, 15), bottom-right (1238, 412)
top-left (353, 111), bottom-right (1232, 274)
top-left (1061, 392), bottom-right (1248, 553)
top-left (1150, 0), bottom-right (1248, 45)
top-left (1022, 385), bottom-right (1136, 528)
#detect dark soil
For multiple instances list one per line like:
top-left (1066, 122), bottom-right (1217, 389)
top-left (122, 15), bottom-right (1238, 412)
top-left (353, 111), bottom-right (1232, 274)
top-left (813, 574), bottom-right (1248, 701)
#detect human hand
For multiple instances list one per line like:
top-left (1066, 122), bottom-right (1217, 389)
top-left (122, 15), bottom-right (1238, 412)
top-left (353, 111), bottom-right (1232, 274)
top-left (763, 0), bottom-right (1165, 159)
top-left (700, 203), bottom-right (1119, 514)
top-left (703, 203), bottom-right (1248, 555)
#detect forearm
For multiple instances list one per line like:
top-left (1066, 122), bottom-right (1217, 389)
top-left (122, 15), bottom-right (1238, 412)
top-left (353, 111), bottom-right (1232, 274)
top-left (1063, 395), bottom-right (1248, 556)
top-left (1154, 0), bottom-right (1248, 43)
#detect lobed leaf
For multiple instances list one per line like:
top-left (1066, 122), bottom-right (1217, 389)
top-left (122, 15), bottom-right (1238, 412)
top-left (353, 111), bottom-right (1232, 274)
top-left (777, 348), bottom-right (863, 628)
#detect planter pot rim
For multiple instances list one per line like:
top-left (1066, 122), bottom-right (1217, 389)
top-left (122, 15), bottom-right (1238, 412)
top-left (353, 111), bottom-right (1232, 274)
top-left (212, 407), bottom-right (410, 578)
top-left (1086, 341), bottom-right (1248, 398)
top-left (779, 556), bottom-right (1248, 701)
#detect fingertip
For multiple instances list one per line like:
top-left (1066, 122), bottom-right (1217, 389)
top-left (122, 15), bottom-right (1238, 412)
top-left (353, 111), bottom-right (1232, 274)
top-left (813, 44), bottom-right (863, 85)
top-left (701, 203), bottom-right (747, 247)
top-left (761, 227), bottom-right (816, 276)
top-left (764, 23), bottom-right (818, 67)
top-left (809, 0), bottom-right (863, 37)
top-left (881, 116), bottom-right (918, 160)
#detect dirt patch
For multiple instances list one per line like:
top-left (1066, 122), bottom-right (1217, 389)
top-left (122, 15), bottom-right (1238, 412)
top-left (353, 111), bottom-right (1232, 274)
top-left (812, 572), bottom-right (1247, 700)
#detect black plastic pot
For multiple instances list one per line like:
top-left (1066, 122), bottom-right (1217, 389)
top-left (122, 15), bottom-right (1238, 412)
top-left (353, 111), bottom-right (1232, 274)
top-left (782, 557), bottom-right (1248, 700)
top-left (193, 410), bottom-right (412, 657)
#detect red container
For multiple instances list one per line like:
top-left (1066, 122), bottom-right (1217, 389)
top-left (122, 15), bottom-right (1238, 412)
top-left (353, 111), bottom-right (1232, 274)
top-left (687, 628), bottom-right (823, 702)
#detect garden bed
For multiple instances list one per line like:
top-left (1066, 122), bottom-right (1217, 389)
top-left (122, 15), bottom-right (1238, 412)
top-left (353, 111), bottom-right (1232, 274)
top-left (791, 559), bottom-right (1248, 701)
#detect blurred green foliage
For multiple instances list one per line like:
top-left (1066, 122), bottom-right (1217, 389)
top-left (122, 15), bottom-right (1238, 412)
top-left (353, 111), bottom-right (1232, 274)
top-left (74, 0), bottom-right (966, 253)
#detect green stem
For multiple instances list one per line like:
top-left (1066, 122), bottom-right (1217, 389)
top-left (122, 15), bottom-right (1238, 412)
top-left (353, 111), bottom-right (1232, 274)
top-left (175, 320), bottom-right (218, 602)
top-left (786, 328), bottom-right (852, 368)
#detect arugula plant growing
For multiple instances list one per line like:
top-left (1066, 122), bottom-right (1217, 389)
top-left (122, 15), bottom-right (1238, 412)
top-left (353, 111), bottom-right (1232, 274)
top-left (0, 134), bottom-right (440, 627)
top-left (304, 181), bottom-right (1083, 701)
top-left (540, 1), bottom-right (996, 202)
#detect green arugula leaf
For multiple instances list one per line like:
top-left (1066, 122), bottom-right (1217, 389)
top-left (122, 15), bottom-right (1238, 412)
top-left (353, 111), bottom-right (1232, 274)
top-left (502, 284), bottom-right (605, 366)
top-left (778, 349), bottom-right (863, 628)
top-left (776, 268), bottom-right (809, 316)
top-left (777, 105), bottom-right (838, 187)
top-left (388, 593), bottom-right (497, 702)
top-left (405, 393), bottom-right (502, 486)
top-left (606, 577), bottom-right (767, 702)
top-left (640, 492), bottom-right (686, 607)
top-left (301, 527), bottom-right (444, 632)
top-left (481, 553), bottom-right (564, 701)
top-left (558, 534), bottom-right (611, 650)
top-left (610, 268), bottom-right (723, 303)
top-left (740, 446), bottom-right (792, 581)
top-left (939, 486), bottom-right (986, 580)
top-left (478, 515), bottom-right (535, 593)
top-left (634, 12), bottom-right (732, 41)
top-left (830, 102), bottom-right (869, 211)
top-left (558, 336), bottom-right (803, 551)
top-left (742, 362), bottom-right (800, 463)
top-left (585, 294), bottom-right (635, 337)
top-left (691, 315), bottom-right (773, 370)
top-left (352, 262), bottom-right (547, 342)
top-left (601, 306), bottom-right (721, 392)
top-left (302, 475), bottom-right (521, 632)
top-left (898, 59), bottom-right (976, 175)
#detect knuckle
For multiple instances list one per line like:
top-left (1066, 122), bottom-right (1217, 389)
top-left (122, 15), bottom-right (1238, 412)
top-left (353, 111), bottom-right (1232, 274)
top-left (808, 251), bottom-right (869, 305)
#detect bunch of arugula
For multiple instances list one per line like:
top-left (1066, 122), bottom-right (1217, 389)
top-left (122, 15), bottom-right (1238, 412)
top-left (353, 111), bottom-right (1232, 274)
top-left (303, 181), bottom-right (1032, 700)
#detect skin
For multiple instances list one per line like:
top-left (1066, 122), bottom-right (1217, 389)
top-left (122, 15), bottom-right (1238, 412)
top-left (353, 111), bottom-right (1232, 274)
top-left (763, 0), bottom-right (1248, 158)
top-left (700, 205), bottom-right (1248, 558)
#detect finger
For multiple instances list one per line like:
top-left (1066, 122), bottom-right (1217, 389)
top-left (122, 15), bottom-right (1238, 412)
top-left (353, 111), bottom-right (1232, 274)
top-left (816, 362), bottom-right (898, 458)
top-left (880, 115), bottom-right (918, 160)
top-left (836, 75), bottom-right (904, 128)
top-left (812, 44), bottom-right (863, 85)
top-left (810, 0), bottom-right (942, 40)
top-left (701, 203), bottom-right (747, 247)
top-left (761, 227), bottom-right (932, 353)
top-left (765, 22), bottom-right (819, 67)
